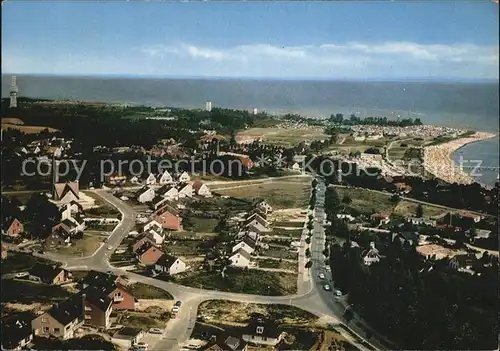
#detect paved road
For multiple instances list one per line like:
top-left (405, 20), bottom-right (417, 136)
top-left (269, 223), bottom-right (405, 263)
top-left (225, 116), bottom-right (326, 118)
top-left (37, 186), bottom-right (382, 351)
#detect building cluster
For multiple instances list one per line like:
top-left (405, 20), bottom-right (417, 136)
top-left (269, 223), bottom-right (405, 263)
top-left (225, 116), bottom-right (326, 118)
top-left (14, 137), bottom-right (74, 159)
top-left (349, 124), bottom-right (467, 139)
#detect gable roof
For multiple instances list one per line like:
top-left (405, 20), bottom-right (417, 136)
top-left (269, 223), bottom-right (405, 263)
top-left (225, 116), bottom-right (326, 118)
top-left (54, 182), bottom-right (79, 201)
top-left (29, 263), bottom-right (64, 281)
top-left (246, 213), bottom-right (268, 225)
top-left (192, 180), bottom-right (204, 191)
top-left (46, 294), bottom-right (83, 326)
top-left (231, 248), bottom-right (252, 261)
top-left (244, 316), bottom-right (280, 338)
top-left (82, 286), bottom-right (113, 312)
top-left (155, 253), bottom-right (179, 267)
top-left (158, 184), bottom-right (177, 195)
top-left (241, 236), bottom-right (257, 249)
top-left (135, 186), bottom-right (153, 196)
top-left (1, 316), bottom-right (33, 349)
top-left (136, 242), bottom-right (164, 257)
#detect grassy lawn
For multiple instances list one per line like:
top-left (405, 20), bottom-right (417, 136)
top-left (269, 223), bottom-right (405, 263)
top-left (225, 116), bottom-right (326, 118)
top-left (186, 217), bottom-right (218, 233)
top-left (1, 251), bottom-right (56, 275)
top-left (237, 127), bottom-right (327, 146)
top-left (82, 191), bottom-right (120, 217)
top-left (256, 258), bottom-right (297, 271)
top-left (216, 181), bottom-right (310, 210)
top-left (164, 239), bottom-right (205, 257)
top-left (48, 233), bottom-right (103, 257)
top-left (260, 248), bottom-right (299, 260)
top-left (272, 228), bottom-right (304, 238)
top-left (336, 188), bottom-right (395, 215)
top-left (273, 221), bottom-right (305, 228)
top-left (2, 279), bottom-right (72, 304)
top-left (127, 282), bottom-right (173, 299)
top-left (178, 268), bottom-right (297, 296)
top-left (118, 307), bottom-right (170, 330)
top-left (393, 200), bottom-right (446, 218)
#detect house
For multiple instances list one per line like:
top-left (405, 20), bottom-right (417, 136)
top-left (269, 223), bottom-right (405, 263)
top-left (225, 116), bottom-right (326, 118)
top-left (158, 184), bottom-right (179, 200)
top-left (112, 327), bottom-right (144, 349)
top-left (135, 243), bottom-right (165, 265)
top-left (291, 162), bottom-right (301, 171)
top-left (143, 220), bottom-right (163, 234)
top-left (242, 316), bottom-right (283, 346)
top-left (244, 216), bottom-right (270, 233)
top-left (236, 230), bottom-right (258, 242)
top-left (81, 271), bottom-right (137, 310)
top-left (145, 173), bottom-right (157, 185)
top-left (246, 212), bottom-right (269, 226)
top-left (229, 248), bottom-right (252, 268)
top-left (45, 228), bottom-right (72, 247)
top-left (82, 286), bottom-right (113, 330)
top-left (248, 207), bottom-right (267, 220)
top-left (2, 217), bottom-right (24, 237)
top-left (449, 254), bottom-right (480, 274)
top-left (392, 232), bottom-right (419, 246)
top-left (232, 236), bottom-right (257, 255)
top-left (60, 202), bottom-right (84, 221)
top-left (1, 317), bottom-right (34, 350)
top-left (204, 336), bottom-right (248, 351)
top-left (53, 181), bottom-right (80, 203)
top-left (466, 228), bottom-right (492, 241)
top-left (337, 214), bottom-right (356, 222)
top-left (158, 171), bottom-right (174, 185)
top-left (460, 212), bottom-right (482, 223)
top-left (155, 210), bottom-right (182, 231)
top-left (132, 234), bottom-right (158, 253)
top-left (129, 175), bottom-right (141, 184)
top-left (407, 217), bottom-right (437, 227)
top-left (192, 181), bottom-right (212, 197)
top-left (371, 213), bottom-right (390, 226)
top-left (136, 186), bottom-right (156, 203)
top-left (151, 195), bottom-right (170, 211)
top-left (107, 173), bottom-right (127, 185)
top-left (178, 183), bottom-right (193, 198)
top-left (154, 254), bottom-right (188, 275)
top-left (257, 201), bottom-right (273, 214)
top-left (177, 171), bottom-right (191, 183)
top-left (32, 294), bottom-right (84, 339)
top-left (29, 263), bottom-right (72, 285)
top-left (52, 218), bottom-right (85, 236)
top-left (363, 242), bottom-right (380, 266)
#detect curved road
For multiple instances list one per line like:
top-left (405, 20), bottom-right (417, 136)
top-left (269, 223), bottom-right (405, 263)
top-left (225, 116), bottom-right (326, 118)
top-left (37, 186), bottom-right (388, 350)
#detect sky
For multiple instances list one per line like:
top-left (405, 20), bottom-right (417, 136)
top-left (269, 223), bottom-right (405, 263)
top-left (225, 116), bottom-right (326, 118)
top-left (2, 1), bottom-right (499, 80)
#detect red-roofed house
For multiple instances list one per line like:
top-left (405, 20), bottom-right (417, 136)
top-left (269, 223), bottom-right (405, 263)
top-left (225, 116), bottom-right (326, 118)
top-left (2, 218), bottom-right (24, 237)
top-left (135, 244), bottom-right (165, 266)
top-left (155, 211), bottom-right (182, 231)
top-left (191, 181), bottom-right (212, 197)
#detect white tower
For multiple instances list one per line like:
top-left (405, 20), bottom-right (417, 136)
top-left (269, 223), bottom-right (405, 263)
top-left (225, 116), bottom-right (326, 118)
top-left (253, 108), bottom-right (258, 115)
top-left (10, 76), bottom-right (18, 108)
top-left (205, 101), bottom-right (212, 112)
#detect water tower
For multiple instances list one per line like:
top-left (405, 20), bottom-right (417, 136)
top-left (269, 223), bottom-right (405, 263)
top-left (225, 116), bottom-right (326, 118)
top-left (10, 76), bottom-right (18, 108)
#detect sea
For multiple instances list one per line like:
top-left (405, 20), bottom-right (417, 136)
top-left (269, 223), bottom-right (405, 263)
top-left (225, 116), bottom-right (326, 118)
top-left (2, 75), bottom-right (499, 187)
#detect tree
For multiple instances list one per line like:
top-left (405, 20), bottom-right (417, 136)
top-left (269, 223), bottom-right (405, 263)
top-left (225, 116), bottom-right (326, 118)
top-left (24, 193), bottom-right (61, 239)
top-left (342, 195), bottom-right (352, 204)
top-left (307, 221), bottom-right (314, 231)
top-left (305, 261), bottom-right (313, 269)
top-left (305, 248), bottom-right (311, 258)
top-left (305, 237), bottom-right (311, 245)
top-left (391, 194), bottom-right (401, 203)
top-left (416, 204), bottom-right (424, 218)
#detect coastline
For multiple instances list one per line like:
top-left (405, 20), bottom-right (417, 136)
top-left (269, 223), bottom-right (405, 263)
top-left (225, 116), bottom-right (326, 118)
top-left (423, 132), bottom-right (497, 185)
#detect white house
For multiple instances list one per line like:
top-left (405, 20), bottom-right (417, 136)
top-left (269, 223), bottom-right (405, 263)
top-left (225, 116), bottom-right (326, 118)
top-left (143, 220), bottom-right (163, 234)
top-left (145, 173), bottom-right (156, 185)
top-left (363, 242), bottom-right (380, 266)
top-left (178, 171), bottom-right (191, 183)
top-left (242, 317), bottom-right (283, 346)
top-left (146, 230), bottom-right (165, 245)
top-left (178, 183), bottom-right (193, 198)
top-left (158, 185), bottom-right (179, 200)
top-left (337, 214), bottom-right (356, 222)
top-left (236, 230), bottom-right (258, 242)
top-left (232, 236), bottom-right (257, 255)
top-left (192, 181), bottom-right (211, 197)
top-left (257, 201), bottom-right (273, 214)
top-left (407, 217), bottom-right (437, 227)
top-left (229, 248), bottom-right (252, 268)
top-left (158, 171), bottom-right (174, 185)
top-left (136, 186), bottom-right (155, 203)
top-left (245, 216), bottom-right (271, 233)
top-left (154, 254), bottom-right (188, 275)
top-left (151, 196), bottom-right (170, 211)
top-left (291, 162), bottom-right (301, 171)
top-left (246, 213), bottom-right (269, 227)
top-left (129, 176), bottom-right (140, 184)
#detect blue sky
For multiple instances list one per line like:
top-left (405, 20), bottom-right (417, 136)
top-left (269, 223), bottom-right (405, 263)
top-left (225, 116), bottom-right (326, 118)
top-left (2, 1), bottom-right (499, 80)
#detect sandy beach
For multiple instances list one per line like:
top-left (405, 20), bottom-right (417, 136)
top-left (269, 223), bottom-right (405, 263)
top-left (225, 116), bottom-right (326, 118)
top-left (423, 132), bottom-right (497, 185)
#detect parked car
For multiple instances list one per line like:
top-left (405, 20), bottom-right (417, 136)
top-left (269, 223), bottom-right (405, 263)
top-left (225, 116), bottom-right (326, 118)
top-left (107, 245), bottom-right (113, 250)
top-left (334, 289), bottom-right (343, 296)
top-left (318, 273), bottom-right (326, 279)
top-left (174, 301), bottom-right (182, 307)
top-left (149, 328), bottom-right (163, 334)
top-left (134, 342), bottom-right (148, 350)
top-left (323, 284), bottom-right (332, 291)
top-left (15, 272), bottom-right (29, 278)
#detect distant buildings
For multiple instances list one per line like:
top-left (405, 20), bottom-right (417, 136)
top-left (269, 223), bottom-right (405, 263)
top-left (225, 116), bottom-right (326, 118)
top-left (205, 101), bottom-right (213, 112)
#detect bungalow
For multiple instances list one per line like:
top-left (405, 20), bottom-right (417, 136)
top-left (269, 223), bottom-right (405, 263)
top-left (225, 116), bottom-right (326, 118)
top-left (154, 254), bottom-right (188, 275)
top-left (257, 201), bottom-right (273, 214)
top-left (145, 173), bottom-right (157, 185)
top-left (29, 263), bottom-right (73, 285)
top-left (2, 217), bottom-right (24, 237)
top-left (82, 271), bottom-right (137, 310)
top-left (242, 316), bottom-right (283, 346)
top-left (151, 195), bottom-right (170, 211)
top-left (158, 171), bottom-right (174, 185)
top-left (363, 242), bottom-right (380, 266)
top-left (32, 294), bottom-right (84, 339)
top-left (177, 171), bottom-right (191, 183)
top-left (192, 181), bottom-right (212, 197)
top-left (155, 210), bottom-right (182, 231)
top-left (136, 186), bottom-right (156, 203)
top-left (232, 236), bottom-right (257, 255)
top-left (245, 223), bottom-right (269, 235)
top-left (204, 336), bottom-right (248, 351)
top-left (158, 184), bottom-right (179, 200)
top-left (229, 248), bottom-right (252, 268)
top-left (135, 243), bottom-right (165, 266)
top-left (178, 183), bottom-right (194, 198)
top-left (129, 175), bottom-right (141, 184)
top-left (45, 227), bottom-right (72, 247)
top-left (246, 212), bottom-right (269, 227)
top-left (1, 317), bottom-right (33, 350)
top-left (143, 220), bottom-right (163, 235)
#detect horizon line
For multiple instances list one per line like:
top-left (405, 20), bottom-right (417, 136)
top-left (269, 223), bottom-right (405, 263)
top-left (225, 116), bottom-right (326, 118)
top-left (2, 73), bottom-right (498, 84)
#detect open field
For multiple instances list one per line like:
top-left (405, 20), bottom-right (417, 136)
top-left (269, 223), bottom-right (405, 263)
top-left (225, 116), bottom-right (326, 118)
top-left (48, 232), bottom-right (104, 257)
top-left (116, 306), bottom-right (170, 329)
top-left (236, 126), bottom-right (328, 146)
top-left (216, 180), bottom-right (310, 210)
top-left (1, 123), bottom-right (59, 134)
top-left (393, 200), bottom-right (447, 218)
top-left (2, 117), bottom-right (24, 125)
top-left (256, 258), bottom-right (297, 271)
top-left (271, 227), bottom-right (304, 238)
top-left (178, 268), bottom-right (297, 296)
top-left (1, 251), bottom-right (56, 275)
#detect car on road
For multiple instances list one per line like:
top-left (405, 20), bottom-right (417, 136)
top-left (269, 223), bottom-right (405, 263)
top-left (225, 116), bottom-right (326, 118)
top-left (318, 273), bottom-right (326, 279)
top-left (325, 266), bottom-right (331, 271)
top-left (107, 246), bottom-right (113, 250)
top-left (133, 341), bottom-right (148, 350)
top-left (334, 289), bottom-right (343, 296)
top-left (14, 272), bottom-right (29, 278)
top-left (37, 250), bottom-right (45, 254)
top-left (172, 300), bottom-right (182, 313)
top-left (323, 284), bottom-right (332, 291)
top-left (149, 328), bottom-right (163, 334)
top-left (186, 344), bottom-right (201, 349)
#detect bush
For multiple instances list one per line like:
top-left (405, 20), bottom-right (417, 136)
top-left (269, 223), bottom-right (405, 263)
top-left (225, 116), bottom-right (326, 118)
top-left (305, 261), bottom-right (313, 269)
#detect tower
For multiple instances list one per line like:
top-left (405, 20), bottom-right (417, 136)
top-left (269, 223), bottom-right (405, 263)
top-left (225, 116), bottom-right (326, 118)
top-left (10, 76), bottom-right (18, 108)
top-left (205, 101), bottom-right (212, 112)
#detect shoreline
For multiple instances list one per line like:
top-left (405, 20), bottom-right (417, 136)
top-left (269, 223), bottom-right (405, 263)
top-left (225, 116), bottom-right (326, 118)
top-left (423, 132), bottom-right (497, 185)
